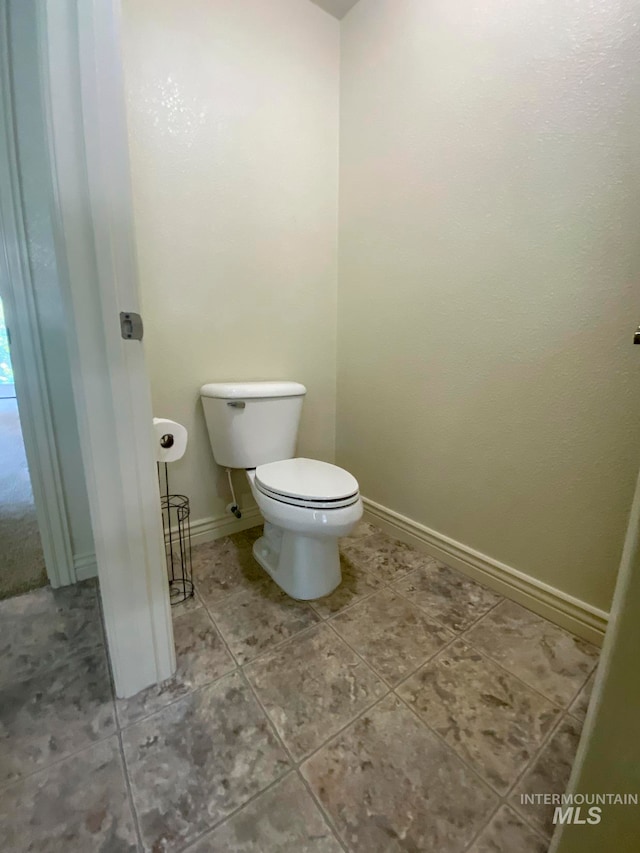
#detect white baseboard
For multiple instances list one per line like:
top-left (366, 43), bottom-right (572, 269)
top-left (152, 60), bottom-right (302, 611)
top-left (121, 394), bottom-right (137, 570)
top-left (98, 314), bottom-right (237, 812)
top-left (363, 497), bottom-right (609, 647)
top-left (73, 507), bottom-right (263, 583)
top-left (177, 505), bottom-right (263, 548)
top-left (73, 551), bottom-right (98, 581)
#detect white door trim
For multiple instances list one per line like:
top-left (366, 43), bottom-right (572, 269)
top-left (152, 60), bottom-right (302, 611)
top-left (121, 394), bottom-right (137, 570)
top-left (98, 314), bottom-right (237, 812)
top-left (0, 2), bottom-right (74, 589)
top-left (38, 0), bottom-right (175, 696)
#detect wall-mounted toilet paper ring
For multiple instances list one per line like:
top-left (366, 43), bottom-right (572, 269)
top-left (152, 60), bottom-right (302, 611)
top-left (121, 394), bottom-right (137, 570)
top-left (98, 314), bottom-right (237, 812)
top-left (160, 433), bottom-right (175, 449)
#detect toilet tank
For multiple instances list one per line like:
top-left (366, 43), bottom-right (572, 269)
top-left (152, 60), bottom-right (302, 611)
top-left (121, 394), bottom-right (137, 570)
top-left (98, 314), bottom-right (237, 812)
top-left (200, 381), bottom-right (306, 469)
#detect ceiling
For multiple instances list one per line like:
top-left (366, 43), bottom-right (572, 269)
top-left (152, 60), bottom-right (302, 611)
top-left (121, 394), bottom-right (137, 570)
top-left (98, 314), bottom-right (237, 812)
top-left (310, 0), bottom-right (360, 20)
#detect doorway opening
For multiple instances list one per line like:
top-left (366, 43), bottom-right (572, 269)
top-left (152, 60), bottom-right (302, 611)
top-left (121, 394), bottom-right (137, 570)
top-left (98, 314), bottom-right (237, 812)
top-left (0, 295), bottom-right (46, 599)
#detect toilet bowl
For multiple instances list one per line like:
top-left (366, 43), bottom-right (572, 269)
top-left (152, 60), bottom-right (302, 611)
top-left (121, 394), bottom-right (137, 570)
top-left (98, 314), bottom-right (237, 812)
top-left (247, 459), bottom-right (363, 599)
top-left (200, 381), bottom-right (362, 600)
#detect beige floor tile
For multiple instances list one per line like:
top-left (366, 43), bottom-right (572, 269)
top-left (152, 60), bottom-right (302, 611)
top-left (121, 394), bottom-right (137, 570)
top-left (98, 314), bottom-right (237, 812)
top-left (0, 736), bottom-right (138, 852)
top-left (331, 587), bottom-right (454, 684)
top-left (168, 588), bottom-right (203, 617)
top-left (0, 647), bottom-right (115, 784)
top-left (245, 623), bottom-right (387, 760)
top-left (394, 562), bottom-right (502, 632)
top-left (569, 669), bottom-right (596, 722)
top-left (192, 536), bottom-right (267, 606)
top-left (465, 601), bottom-right (599, 706)
top-left (397, 640), bottom-right (559, 793)
top-left (123, 671), bottom-right (290, 852)
top-left (340, 531), bottom-right (432, 583)
top-left (302, 694), bottom-right (497, 853)
top-left (116, 607), bottom-right (236, 727)
top-left (0, 581), bottom-right (103, 687)
top-left (0, 521), bottom-right (594, 853)
top-left (511, 716), bottom-right (582, 838)
top-left (187, 773), bottom-right (342, 852)
top-left (469, 806), bottom-right (548, 853)
top-left (208, 581), bottom-right (320, 664)
top-left (309, 553), bottom-right (384, 619)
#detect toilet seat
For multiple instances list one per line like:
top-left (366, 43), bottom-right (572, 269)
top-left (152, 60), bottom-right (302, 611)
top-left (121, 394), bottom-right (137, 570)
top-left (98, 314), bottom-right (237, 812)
top-left (254, 458), bottom-right (359, 510)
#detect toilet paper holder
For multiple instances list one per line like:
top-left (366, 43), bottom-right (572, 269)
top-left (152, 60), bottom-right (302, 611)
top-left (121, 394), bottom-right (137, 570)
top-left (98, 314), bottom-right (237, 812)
top-left (158, 462), bottom-right (194, 606)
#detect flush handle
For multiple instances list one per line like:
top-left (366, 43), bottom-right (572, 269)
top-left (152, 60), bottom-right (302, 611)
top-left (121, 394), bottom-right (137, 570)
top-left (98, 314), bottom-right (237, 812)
top-left (227, 400), bottom-right (246, 409)
top-left (634, 326), bottom-right (640, 345)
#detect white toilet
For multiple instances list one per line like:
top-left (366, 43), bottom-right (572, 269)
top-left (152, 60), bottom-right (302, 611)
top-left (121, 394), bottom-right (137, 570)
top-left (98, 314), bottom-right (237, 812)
top-left (200, 381), bottom-right (362, 599)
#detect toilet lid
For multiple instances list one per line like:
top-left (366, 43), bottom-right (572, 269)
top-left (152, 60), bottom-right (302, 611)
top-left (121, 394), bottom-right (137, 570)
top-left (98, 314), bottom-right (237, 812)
top-left (255, 458), bottom-right (359, 503)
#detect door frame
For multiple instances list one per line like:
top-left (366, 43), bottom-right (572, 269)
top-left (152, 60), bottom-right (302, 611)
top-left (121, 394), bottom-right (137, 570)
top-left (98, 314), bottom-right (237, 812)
top-left (549, 462), bottom-right (640, 851)
top-left (0, 2), bottom-right (75, 589)
top-left (34, 0), bottom-right (175, 697)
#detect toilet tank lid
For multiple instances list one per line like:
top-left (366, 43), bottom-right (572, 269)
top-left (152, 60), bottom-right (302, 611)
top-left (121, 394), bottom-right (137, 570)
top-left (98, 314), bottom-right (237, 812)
top-left (200, 381), bottom-right (307, 399)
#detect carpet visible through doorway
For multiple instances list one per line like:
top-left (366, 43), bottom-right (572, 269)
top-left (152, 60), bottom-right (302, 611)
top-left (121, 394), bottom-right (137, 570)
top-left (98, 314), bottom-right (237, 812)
top-left (0, 398), bottom-right (47, 600)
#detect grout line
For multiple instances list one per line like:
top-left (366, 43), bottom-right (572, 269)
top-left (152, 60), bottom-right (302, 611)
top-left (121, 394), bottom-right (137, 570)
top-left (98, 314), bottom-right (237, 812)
top-left (459, 625), bottom-right (598, 714)
top-left (113, 590), bottom-right (240, 731)
top-left (443, 636), bottom-right (568, 716)
top-left (290, 687), bottom-right (390, 771)
top-left (176, 770), bottom-right (299, 853)
top-left (459, 590), bottom-right (601, 654)
top-left (389, 632), bottom-right (468, 691)
top-left (328, 605), bottom-right (460, 692)
top-left (160, 525), bottom-right (585, 849)
top-left (352, 589), bottom-right (507, 694)
top-left (199, 574), bottom-right (421, 851)
top-left (388, 640), bottom-right (575, 836)
top-left (0, 632), bottom-right (120, 796)
top-left (561, 663), bottom-right (598, 713)
top-left (195, 525), bottom-right (582, 820)
top-left (460, 799), bottom-right (504, 852)
top-left (116, 620), bottom-right (292, 852)
top-left (292, 772), bottom-right (350, 853)
top-left (198, 595), bottom-right (245, 667)
top-left (392, 685), bottom-right (551, 847)
top-left (225, 608), bottom-right (325, 669)
top-left (145, 526), bottom-right (588, 787)
top-left (507, 805), bottom-right (552, 847)
top-left (0, 638), bottom-right (108, 694)
top-left (232, 612), bottom-right (393, 769)
top-left (389, 569), bottom-right (505, 631)
top-left (114, 663), bottom-right (239, 732)
top-left (170, 588), bottom-right (205, 618)
top-left (117, 729), bottom-right (145, 853)
top-left (459, 799), bottom-right (550, 852)
top-left (503, 709), bottom-right (571, 809)
top-left (309, 583), bottom-right (382, 622)
top-left (323, 616), bottom-right (398, 689)
top-left (293, 772), bottom-right (350, 853)
top-left (238, 668), bottom-right (351, 853)
top-left (391, 687), bottom-right (505, 799)
top-left (0, 725), bottom-right (122, 795)
top-left (2, 524), bottom-right (581, 851)
top-left (96, 579), bottom-right (143, 852)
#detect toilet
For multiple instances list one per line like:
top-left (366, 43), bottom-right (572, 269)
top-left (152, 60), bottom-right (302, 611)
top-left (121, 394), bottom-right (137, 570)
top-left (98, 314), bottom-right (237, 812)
top-left (200, 381), bottom-right (362, 599)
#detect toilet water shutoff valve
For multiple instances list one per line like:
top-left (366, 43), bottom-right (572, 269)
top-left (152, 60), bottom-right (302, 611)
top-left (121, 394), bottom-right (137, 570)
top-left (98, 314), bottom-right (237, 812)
top-left (225, 468), bottom-right (242, 519)
top-left (226, 502), bottom-right (242, 519)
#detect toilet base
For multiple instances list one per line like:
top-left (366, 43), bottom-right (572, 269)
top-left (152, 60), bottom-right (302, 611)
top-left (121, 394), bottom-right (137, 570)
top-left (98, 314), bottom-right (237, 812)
top-left (252, 521), bottom-right (342, 600)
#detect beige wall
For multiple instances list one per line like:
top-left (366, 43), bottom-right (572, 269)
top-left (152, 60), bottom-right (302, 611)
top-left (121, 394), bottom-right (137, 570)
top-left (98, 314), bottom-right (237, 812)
top-left (122, 0), bottom-right (339, 522)
top-left (338, 0), bottom-right (640, 612)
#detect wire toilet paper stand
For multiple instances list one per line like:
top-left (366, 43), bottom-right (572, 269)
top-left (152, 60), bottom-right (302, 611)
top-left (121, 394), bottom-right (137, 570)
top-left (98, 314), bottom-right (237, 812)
top-left (158, 461), bottom-right (194, 605)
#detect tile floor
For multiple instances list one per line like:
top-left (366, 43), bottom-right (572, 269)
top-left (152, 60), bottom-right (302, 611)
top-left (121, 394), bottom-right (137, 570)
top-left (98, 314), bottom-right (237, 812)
top-left (0, 521), bottom-right (599, 852)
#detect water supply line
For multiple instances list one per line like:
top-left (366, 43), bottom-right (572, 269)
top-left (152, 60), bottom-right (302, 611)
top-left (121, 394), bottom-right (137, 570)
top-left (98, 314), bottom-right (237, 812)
top-left (225, 468), bottom-right (242, 518)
